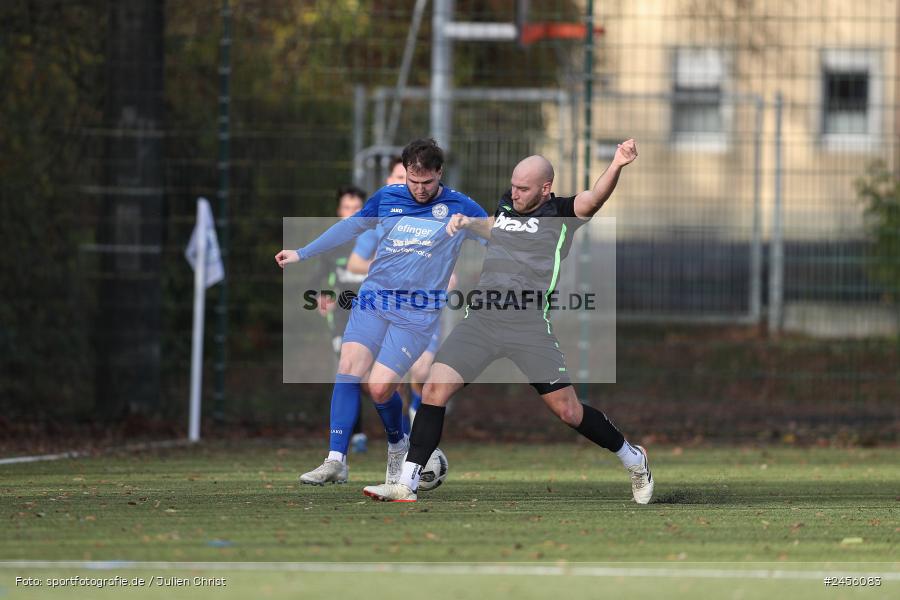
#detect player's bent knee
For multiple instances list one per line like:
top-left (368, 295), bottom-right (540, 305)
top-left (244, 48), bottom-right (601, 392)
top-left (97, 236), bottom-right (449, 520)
top-left (558, 404), bottom-right (582, 427)
top-left (367, 381), bottom-right (395, 403)
top-left (338, 356), bottom-right (353, 375)
top-left (421, 381), bottom-right (453, 407)
top-left (544, 395), bottom-right (582, 427)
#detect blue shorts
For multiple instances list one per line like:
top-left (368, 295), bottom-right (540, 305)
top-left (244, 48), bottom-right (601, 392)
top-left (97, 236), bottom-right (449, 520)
top-left (425, 325), bottom-right (441, 355)
top-left (342, 304), bottom-right (441, 377)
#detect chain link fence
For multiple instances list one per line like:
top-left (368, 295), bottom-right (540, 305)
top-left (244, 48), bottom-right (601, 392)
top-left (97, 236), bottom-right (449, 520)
top-left (1, 0), bottom-right (897, 445)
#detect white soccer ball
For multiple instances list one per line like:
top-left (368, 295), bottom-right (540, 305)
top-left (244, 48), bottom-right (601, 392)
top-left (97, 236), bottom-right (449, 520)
top-left (417, 448), bottom-right (448, 492)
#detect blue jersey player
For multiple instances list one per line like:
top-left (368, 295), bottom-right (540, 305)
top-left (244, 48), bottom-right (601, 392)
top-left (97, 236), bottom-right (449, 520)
top-left (276, 139), bottom-right (487, 487)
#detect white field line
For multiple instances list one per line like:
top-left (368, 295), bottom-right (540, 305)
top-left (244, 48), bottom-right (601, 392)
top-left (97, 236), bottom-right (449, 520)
top-left (0, 562), bottom-right (897, 581)
top-left (0, 439), bottom-right (193, 465)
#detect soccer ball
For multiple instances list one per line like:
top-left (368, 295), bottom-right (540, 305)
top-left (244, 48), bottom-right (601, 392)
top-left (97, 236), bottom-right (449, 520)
top-left (418, 448), bottom-right (448, 492)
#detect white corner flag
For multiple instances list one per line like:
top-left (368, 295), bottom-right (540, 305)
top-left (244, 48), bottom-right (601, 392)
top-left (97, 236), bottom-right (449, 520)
top-left (185, 197), bottom-right (224, 288)
top-left (185, 197), bottom-right (224, 443)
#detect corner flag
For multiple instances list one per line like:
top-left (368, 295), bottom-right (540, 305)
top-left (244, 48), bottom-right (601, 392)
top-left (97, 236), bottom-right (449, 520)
top-left (185, 197), bottom-right (224, 442)
top-left (185, 197), bottom-right (224, 288)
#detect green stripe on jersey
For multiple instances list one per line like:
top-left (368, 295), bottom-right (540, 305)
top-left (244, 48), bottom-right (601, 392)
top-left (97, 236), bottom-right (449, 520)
top-left (543, 223), bottom-right (568, 334)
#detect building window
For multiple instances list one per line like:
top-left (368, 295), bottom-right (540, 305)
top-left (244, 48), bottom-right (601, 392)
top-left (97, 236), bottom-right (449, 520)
top-left (820, 49), bottom-right (880, 149)
top-left (672, 48), bottom-right (728, 149)
top-left (823, 71), bottom-right (868, 134)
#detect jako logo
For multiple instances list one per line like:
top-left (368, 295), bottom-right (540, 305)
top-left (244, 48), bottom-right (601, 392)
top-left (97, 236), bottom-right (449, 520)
top-left (494, 214), bottom-right (539, 233)
top-left (390, 208), bottom-right (403, 213)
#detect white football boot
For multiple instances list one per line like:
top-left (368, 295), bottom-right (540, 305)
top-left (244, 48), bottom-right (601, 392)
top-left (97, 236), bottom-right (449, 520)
top-left (299, 460), bottom-right (348, 486)
top-left (363, 482), bottom-right (417, 502)
top-left (385, 436), bottom-right (409, 484)
top-left (627, 445), bottom-right (654, 504)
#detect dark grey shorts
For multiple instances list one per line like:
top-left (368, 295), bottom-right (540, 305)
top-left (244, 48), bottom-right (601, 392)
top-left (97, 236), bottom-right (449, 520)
top-left (434, 308), bottom-right (572, 395)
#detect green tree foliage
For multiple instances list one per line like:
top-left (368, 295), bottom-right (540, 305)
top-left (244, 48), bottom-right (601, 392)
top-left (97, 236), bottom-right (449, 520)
top-left (163, 0), bottom-right (578, 367)
top-left (856, 162), bottom-right (900, 300)
top-left (2, 0), bottom-right (578, 422)
top-left (0, 1), bottom-right (107, 418)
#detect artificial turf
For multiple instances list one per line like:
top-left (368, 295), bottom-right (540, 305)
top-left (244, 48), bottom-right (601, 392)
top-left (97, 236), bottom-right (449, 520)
top-left (1, 442), bottom-right (896, 598)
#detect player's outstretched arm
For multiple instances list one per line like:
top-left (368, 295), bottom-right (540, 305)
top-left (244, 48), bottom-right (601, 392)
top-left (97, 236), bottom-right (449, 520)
top-left (275, 215), bottom-right (369, 269)
top-left (275, 249), bottom-right (300, 269)
top-left (573, 138), bottom-right (637, 219)
top-left (446, 213), bottom-right (494, 239)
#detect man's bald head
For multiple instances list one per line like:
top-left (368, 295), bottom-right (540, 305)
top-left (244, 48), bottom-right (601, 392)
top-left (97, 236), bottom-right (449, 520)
top-left (509, 155), bottom-right (555, 213)
top-left (513, 155), bottom-right (554, 186)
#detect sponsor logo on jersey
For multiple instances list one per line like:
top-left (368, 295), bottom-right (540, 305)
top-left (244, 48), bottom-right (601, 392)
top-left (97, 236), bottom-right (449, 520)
top-left (390, 207), bottom-right (403, 213)
top-left (386, 216), bottom-right (443, 250)
top-left (494, 213), bottom-right (539, 233)
top-left (383, 246), bottom-right (433, 257)
top-left (431, 203), bottom-right (449, 219)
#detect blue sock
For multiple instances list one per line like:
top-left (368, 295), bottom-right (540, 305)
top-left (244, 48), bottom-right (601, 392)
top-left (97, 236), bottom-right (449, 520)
top-left (375, 391), bottom-right (405, 444)
top-left (402, 413), bottom-right (411, 436)
top-left (410, 388), bottom-right (423, 412)
top-left (402, 387), bottom-right (421, 434)
top-left (329, 374), bottom-right (361, 455)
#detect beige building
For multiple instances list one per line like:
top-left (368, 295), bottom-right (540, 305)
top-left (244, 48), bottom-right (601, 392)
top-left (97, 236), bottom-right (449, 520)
top-left (554, 0), bottom-right (899, 241)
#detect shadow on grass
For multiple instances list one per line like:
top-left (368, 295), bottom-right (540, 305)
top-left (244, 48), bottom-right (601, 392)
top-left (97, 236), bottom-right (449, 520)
top-left (651, 488), bottom-right (731, 505)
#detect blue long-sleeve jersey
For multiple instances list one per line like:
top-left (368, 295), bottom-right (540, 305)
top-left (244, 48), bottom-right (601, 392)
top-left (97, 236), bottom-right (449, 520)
top-left (298, 184), bottom-right (487, 310)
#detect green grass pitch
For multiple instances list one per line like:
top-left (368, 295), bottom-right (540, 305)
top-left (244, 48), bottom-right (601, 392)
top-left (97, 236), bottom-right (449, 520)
top-left (1, 442), bottom-right (897, 599)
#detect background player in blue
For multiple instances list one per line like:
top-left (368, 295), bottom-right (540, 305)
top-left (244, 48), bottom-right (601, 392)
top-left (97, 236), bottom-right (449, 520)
top-left (310, 186), bottom-right (378, 454)
top-left (275, 138), bottom-right (487, 487)
top-left (384, 155), bottom-right (407, 187)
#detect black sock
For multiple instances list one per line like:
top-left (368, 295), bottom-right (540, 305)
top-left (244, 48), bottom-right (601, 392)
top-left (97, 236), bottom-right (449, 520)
top-left (574, 403), bottom-right (625, 452)
top-left (406, 404), bottom-right (446, 466)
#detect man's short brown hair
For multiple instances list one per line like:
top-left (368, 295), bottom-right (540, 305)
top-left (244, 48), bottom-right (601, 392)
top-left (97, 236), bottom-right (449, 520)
top-left (401, 138), bottom-right (444, 173)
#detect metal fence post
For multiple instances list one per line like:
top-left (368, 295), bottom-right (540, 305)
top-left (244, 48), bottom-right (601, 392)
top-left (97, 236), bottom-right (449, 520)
top-left (577, 0), bottom-right (594, 391)
top-left (213, 0), bottom-right (232, 422)
top-left (353, 84), bottom-right (366, 186)
top-left (373, 89), bottom-right (387, 147)
top-left (768, 92), bottom-right (785, 335)
top-left (430, 0), bottom-right (453, 150)
top-left (386, 0), bottom-right (428, 146)
top-left (750, 97), bottom-right (764, 323)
